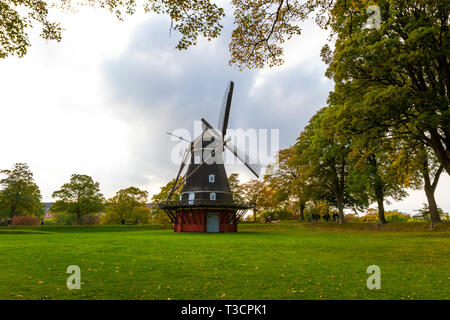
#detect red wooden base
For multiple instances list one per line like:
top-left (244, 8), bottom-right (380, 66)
top-left (173, 209), bottom-right (237, 232)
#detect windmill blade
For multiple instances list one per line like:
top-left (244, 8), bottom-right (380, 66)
top-left (218, 81), bottom-right (234, 137)
top-left (166, 147), bottom-right (190, 202)
top-left (225, 141), bottom-right (262, 178)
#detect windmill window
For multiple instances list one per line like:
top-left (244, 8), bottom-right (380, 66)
top-left (210, 193), bottom-right (216, 201)
top-left (194, 155), bottom-right (201, 164)
top-left (209, 174), bottom-right (215, 183)
top-left (188, 192), bottom-right (195, 205)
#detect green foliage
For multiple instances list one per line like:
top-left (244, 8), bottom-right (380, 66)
top-left (1, 0), bottom-right (224, 59)
top-left (242, 179), bottom-right (271, 221)
top-left (150, 179), bottom-right (180, 225)
top-left (260, 208), bottom-right (295, 221)
top-left (104, 187), bottom-right (149, 224)
top-left (228, 173), bottom-right (244, 202)
top-left (359, 209), bottom-right (410, 223)
top-left (51, 174), bottom-right (104, 224)
top-left (0, 163), bottom-right (42, 218)
top-left (385, 211), bottom-right (409, 223)
top-left (325, 0), bottom-right (450, 176)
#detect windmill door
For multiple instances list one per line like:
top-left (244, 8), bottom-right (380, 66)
top-left (206, 214), bottom-right (220, 233)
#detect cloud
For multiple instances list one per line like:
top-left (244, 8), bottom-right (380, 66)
top-left (101, 14), bottom-right (333, 191)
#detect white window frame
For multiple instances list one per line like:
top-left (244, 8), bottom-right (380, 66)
top-left (210, 192), bottom-right (216, 201)
top-left (188, 192), bottom-right (195, 205)
top-left (209, 174), bottom-right (215, 183)
top-left (194, 155), bottom-right (201, 164)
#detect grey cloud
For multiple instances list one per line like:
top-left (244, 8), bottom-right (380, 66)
top-left (101, 15), bottom-right (333, 192)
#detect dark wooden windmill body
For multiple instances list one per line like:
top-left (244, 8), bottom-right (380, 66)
top-left (159, 81), bottom-right (261, 232)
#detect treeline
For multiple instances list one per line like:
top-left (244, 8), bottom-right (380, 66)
top-left (0, 163), bottom-right (154, 226)
top-left (225, 0), bottom-right (449, 227)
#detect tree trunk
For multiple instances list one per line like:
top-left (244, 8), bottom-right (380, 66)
top-left (76, 207), bottom-right (81, 225)
top-left (374, 184), bottom-right (387, 225)
top-left (299, 202), bottom-right (305, 221)
top-left (422, 160), bottom-right (443, 228)
top-left (428, 128), bottom-right (450, 176)
top-left (336, 196), bottom-right (345, 224)
top-left (424, 185), bottom-right (440, 227)
top-left (253, 209), bottom-right (257, 223)
top-left (10, 204), bottom-right (16, 220)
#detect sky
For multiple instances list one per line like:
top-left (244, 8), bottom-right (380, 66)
top-left (0, 5), bottom-right (448, 214)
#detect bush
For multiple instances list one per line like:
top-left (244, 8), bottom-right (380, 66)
top-left (12, 216), bottom-right (39, 226)
top-left (360, 213), bottom-right (378, 223)
top-left (260, 208), bottom-right (295, 221)
top-left (344, 213), bottom-right (359, 222)
top-left (52, 211), bottom-right (100, 225)
top-left (385, 211), bottom-right (409, 222)
top-left (360, 210), bottom-right (409, 223)
top-left (80, 214), bottom-right (100, 225)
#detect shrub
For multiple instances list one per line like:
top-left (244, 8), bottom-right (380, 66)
top-left (344, 214), bottom-right (359, 222)
top-left (260, 208), bottom-right (294, 221)
top-left (52, 211), bottom-right (100, 225)
top-left (80, 214), bottom-right (100, 225)
top-left (12, 216), bottom-right (39, 226)
top-left (360, 210), bottom-right (409, 223)
top-left (360, 213), bottom-right (378, 223)
top-left (385, 211), bottom-right (409, 222)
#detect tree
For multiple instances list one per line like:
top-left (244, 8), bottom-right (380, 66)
top-left (242, 179), bottom-right (269, 222)
top-left (397, 145), bottom-right (445, 227)
top-left (0, 163), bottom-right (42, 218)
top-left (324, 0), bottom-right (449, 176)
top-left (264, 146), bottom-right (311, 220)
top-left (296, 107), bottom-right (364, 224)
top-left (227, 173), bottom-right (244, 202)
top-left (52, 174), bottom-right (104, 224)
top-left (105, 187), bottom-right (149, 224)
top-left (1, 0), bottom-right (224, 59)
top-left (150, 178), bottom-right (181, 225)
top-left (1, 0), bottom-right (359, 69)
top-left (344, 130), bottom-right (410, 225)
top-left (416, 203), bottom-right (448, 222)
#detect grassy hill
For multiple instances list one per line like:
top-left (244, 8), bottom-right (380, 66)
top-left (0, 221), bottom-right (448, 300)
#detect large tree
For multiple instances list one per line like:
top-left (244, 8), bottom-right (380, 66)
top-left (105, 187), bottom-right (148, 224)
top-left (227, 173), bottom-right (245, 202)
top-left (52, 174), bottom-right (104, 224)
top-left (0, 163), bottom-right (42, 219)
top-left (265, 146), bottom-right (311, 220)
top-left (324, 0), bottom-right (449, 176)
top-left (242, 179), bottom-right (270, 222)
top-left (344, 128), bottom-right (411, 225)
top-left (296, 107), bottom-right (364, 224)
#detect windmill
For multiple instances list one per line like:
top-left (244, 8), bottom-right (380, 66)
top-left (159, 81), bottom-right (262, 232)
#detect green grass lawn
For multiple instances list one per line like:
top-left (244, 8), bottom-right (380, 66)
top-left (0, 221), bottom-right (448, 300)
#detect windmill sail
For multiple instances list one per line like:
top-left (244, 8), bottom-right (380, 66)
top-left (201, 118), bottom-right (261, 178)
top-left (166, 147), bottom-right (190, 202)
top-left (224, 141), bottom-right (261, 178)
top-left (218, 81), bottom-right (234, 137)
